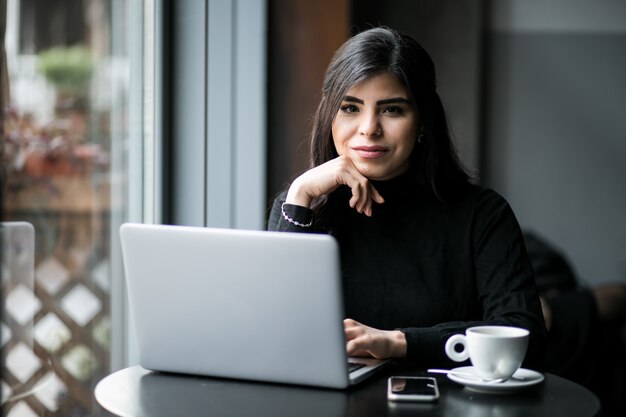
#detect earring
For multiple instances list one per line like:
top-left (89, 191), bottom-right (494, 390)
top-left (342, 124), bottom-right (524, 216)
top-left (417, 134), bottom-right (424, 143)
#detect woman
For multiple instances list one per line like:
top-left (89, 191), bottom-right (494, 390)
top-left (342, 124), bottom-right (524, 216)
top-left (268, 27), bottom-right (546, 368)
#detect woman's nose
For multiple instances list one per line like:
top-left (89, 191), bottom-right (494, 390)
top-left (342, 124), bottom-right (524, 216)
top-left (359, 113), bottom-right (381, 137)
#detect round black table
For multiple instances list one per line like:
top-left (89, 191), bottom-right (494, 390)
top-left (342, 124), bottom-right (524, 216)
top-left (95, 364), bottom-right (601, 417)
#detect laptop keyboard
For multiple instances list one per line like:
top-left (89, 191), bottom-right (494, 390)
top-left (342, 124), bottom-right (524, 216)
top-left (348, 361), bottom-right (366, 373)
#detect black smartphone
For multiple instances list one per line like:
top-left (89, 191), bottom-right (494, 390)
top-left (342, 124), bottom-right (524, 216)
top-left (387, 376), bottom-right (439, 402)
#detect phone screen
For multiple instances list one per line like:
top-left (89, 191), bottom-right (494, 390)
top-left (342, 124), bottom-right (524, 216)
top-left (388, 377), bottom-right (439, 401)
top-left (392, 378), bottom-right (436, 395)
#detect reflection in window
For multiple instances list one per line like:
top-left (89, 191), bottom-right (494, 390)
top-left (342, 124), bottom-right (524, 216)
top-left (2, 0), bottom-right (141, 415)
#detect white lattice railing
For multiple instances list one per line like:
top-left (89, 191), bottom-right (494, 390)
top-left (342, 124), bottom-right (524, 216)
top-left (2, 208), bottom-right (112, 416)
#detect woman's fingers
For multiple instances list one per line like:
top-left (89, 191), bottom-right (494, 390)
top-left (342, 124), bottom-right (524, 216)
top-left (363, 183), bottom-right (385, 216)
top-left (346, 340), bottom-right (370, 358)
top-left (344, 318), bottom-right (363, 339)
top-left (344, 319), bottom-right (375, 357)
top-left (286, 156), bottom-right (384, 215)
top-left (349, 180), bottom-right (369, 214)
top-left (345, 171), bottom-right (383, 217)
top-left (335, 157), bottom-right (385, 215)
top-left (343, 318), bottom-right (407, 359)
top-left (371, 186), bottom-right (385, 205)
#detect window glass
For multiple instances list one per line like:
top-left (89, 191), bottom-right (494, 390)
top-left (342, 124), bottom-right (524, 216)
top-left (1, 0), bottom-right (146, 414)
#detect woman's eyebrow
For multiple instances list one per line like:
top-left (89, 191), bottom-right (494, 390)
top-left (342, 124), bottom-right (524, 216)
top-left (342, 95), bottom-right (411, 105)
top-left (343, 95), bottom-right (364, 104)
top-left (376, 97), bottom-right (411, 105)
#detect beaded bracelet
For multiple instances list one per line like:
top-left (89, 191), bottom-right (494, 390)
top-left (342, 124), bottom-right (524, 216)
top-left (281, 202), bottom-right (313, 228)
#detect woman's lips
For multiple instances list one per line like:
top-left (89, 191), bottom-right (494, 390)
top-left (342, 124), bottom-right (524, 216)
top-left (352, 145), bottom-right (388, 159)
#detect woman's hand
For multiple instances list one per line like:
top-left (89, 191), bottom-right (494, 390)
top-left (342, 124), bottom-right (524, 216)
top-left (344, 318), bottom-right (407, 359)
top-left (286, 156), bottom-right (384, 216)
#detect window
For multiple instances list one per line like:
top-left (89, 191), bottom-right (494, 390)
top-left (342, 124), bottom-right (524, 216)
top-left (2, 0), bottom-right (266, 414)
top-left (1, 0), bottom-right (152, 415)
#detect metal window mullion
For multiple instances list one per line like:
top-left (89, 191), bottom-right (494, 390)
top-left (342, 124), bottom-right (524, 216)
top-left (233, 0), bottom-right (266, 230)
top-left (111, 0), bottom-right (148, 370)
top-left (170, 0), bottom-right (207, 227)
top-left (206, 0), bottom-right (234, 228)
top-left (147, 0), bottom-right (160, 226)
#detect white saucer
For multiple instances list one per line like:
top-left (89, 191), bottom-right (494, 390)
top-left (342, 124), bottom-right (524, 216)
top-left (447, 366), bottom-right (545, 394)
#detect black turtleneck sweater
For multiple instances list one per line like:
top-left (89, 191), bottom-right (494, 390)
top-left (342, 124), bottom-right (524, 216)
top-left (268, 173), bottom-right (546, 369)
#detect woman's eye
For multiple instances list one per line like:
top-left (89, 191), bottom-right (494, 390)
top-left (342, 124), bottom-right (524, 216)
top-left (340, 105), bottom-right (359, 113)
top-left (383, 106), bottom-right (404, 115)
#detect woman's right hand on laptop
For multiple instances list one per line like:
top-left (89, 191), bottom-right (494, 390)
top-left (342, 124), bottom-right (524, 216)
top-left (344, 318), bottom-right (407, 359)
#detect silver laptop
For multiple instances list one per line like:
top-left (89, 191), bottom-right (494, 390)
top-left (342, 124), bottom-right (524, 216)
top-left (119, 223), bottom-right (388, 389)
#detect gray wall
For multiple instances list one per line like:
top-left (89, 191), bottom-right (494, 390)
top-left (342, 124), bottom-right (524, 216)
top-left (484, 0), bottom-right (626, 285)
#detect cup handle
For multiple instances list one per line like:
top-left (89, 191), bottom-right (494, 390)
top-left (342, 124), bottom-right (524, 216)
top-left (445, 334), bottom-right (469, 362)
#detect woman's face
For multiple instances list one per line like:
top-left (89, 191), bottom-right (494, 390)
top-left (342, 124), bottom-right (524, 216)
top-left (331, 72), bottom-right (420, 181)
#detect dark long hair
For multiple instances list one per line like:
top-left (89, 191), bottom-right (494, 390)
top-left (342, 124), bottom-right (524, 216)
top-left (310, 27), bottom-right (469, 206)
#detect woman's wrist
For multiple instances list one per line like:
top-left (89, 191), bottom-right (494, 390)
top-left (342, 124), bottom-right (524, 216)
top-left (390, 330), bottom-right (407, 358)
top-left (285, 178), bottom-right (313, 208)
top-left (280, 202), bottom-right (313, 228)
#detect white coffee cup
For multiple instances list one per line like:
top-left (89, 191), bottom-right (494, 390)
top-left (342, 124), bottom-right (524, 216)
top-left (444, 326), bottom-right (529, 380)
